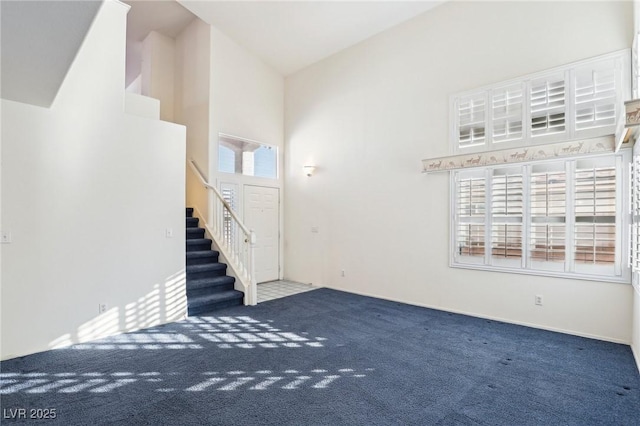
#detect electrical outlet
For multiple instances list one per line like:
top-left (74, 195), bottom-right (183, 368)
top-left (165, 228), bottom-right (173, 238)
top-left (535, 295), bottom-right (543, 306)
top-left (1, 231), bottom-right (12, 244)
top-left (341, 270), bottom-right (345, 277)
top-left (98, 303), bottom-right (108, 314)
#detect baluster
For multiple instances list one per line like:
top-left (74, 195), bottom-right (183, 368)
top-left (217, 200), bottom-right (220, 239)
top-left (235, 225), bottom-right (239, 263)
top-left (215, 198), bottom-right (220, 237)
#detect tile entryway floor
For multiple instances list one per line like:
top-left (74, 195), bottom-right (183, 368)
top-left (257, 280), bottom-right (318, 303)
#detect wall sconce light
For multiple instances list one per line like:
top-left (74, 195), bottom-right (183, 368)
top-left (303, 165), bottom-right (316, 177)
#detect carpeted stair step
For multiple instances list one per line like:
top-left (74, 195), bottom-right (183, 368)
top-left (187, 262), bottom-right (227, 280)
top-left (184, 206), bottom-right (244, 315)
top-left (186, 238), bottom-right (211, 252)
top-left (186, 227), bottom-right (205, 240)
top-left (186, 250), bottom-right (220, 266)
top-left (187, 290), bottom-right (244, 316)
top-left (187, 276), bottom-right (236, 297)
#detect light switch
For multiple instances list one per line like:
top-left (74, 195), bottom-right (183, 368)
top-left (1, 231), bottom-right (11, 244)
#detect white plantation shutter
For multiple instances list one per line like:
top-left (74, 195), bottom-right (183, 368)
top-left (491, 84), bottom-right (524, 145)
top-left (449, 51), bottom-right (628, 155)
top-left (220, 183), bottom-right (239, 244)
top-left (530, 164), bottom-right (566, 267)
top-left (450, 152), bottom-right (628, 281)
top-left (631, 155), bottom-right (640, 272)
top-left (456, 93), bottom-right (487, 150)
top-left (574, 161), bottom-right (616, 266)
top-left (455, 173), bottom-right (486, 262)
top-left (530, 72), bottom-right (567, 139)
top-left (631, 153), bottom-right (640, 291)
top-left (574, 61), bottom-right (617, 133)
top-left (491, 169), bottom-right (523, 262)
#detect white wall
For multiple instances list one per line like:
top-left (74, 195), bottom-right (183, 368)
top-left (124, 92), bottom-right (160, 119)
top-left (208, 25), bottom-right (285, 281)
top-left (1, 0), bottom-right (186, 360)
top-left (209, 26), bottom-right (284, 193)
top-left (141, 30), bottom-right (175, 122)
top-left (284, 1), bottom-right (635, 343)
top-left (175, 18), bottom-right (211, 216)
top-left (209, 24), bottom-right (284, 175)
top-left (633, 286), bottom-right (640, 372)
top-left (126, 73), bottom-right (142, 94)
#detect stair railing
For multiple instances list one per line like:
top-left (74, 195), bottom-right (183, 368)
top-left (188, 159), bottom-right (257, 305)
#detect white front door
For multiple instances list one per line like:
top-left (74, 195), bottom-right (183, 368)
top-left (244, 185), bottom-right (279, 283)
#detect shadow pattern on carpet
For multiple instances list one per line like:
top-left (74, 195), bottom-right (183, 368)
top-left (1, 288), bottom-right (639, 425)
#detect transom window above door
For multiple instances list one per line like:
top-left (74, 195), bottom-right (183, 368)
top-left (218, 134), bottom-right (278, 179)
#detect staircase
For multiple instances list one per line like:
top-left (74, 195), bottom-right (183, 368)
top-left (186, 207), bottom-right (244, 315)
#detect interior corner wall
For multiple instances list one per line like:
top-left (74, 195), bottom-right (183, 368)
top-left (633, 286), bottom-right (640, 372)
top-left (1, 0), bottom-right (186, 360)
top-left (207, 24), bottom-right (285, 285)
top-left (175, 18), bottom-right (210, 218)
top-left (284, 0), bottom-right (635, 343)
top-left (0, 91), bottom-right (3, 362)
top-left (141, 31), bottom-right (175, 122)
top-left (209, 25), bottom-right (284, 181)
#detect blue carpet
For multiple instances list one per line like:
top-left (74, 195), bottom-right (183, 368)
top-left (1, 288), bottom-right (639, 425)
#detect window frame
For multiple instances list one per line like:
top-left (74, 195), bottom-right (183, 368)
top-left (449, 151), bottom-right (631, 284)
top-left (218, 133), bottom-right (279, 180)
top-left (450, 50), bottom-right (629, 155)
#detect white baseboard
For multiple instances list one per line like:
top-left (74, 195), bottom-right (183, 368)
top-left (632, 343), bottom-right (640, 375)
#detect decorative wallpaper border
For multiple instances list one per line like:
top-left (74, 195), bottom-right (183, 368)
top-left (422, 136), bottom-right (619, 173)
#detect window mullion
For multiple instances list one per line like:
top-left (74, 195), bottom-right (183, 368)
top-left (523, 165), bottom-right (531, 269)
top-left (523, 80), bottom-right (531, 141)
top-left (450, 172), bottom-right (457, 262)
top-left (487, 89), bottom-right (494, 151)
top-left (566, 68), bottom-right (576, 140)
top-left (565, 160), bottom-right (576, 272)
top-left (485, 168), bottom-right (492, 265)
top-left (615, 154), bottom-right (623, 276)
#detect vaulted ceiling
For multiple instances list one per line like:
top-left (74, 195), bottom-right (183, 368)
top-left (1, 0), bottom-right (446, 105)
top-left (125, 0), bottom-right (444, 85)
top-left (1, 0), bottom-right (102, 107)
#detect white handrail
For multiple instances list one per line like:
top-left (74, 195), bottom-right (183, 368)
top-left (188, 161), bottom-right (253, 237)
top-left (188, 159), bottom-right (257, 306)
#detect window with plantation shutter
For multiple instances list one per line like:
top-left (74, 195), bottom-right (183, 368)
top-left (491, 169), bottom-right (523, 264)
top-left (450, 50), bottom-right (628, 154)
top-left (574, 160), bottom-right (616, 268)
top-left (530, 73), bottom-right (566, 139)
top-left (530, 164), bottom-right (566, 267)
top-left (491, 84), bottom-right (524, 145)
top-left (454, 172), bottom-right (486, 264)
top-left (450, 152), bottom-right (629, 282)
top-left (631, 154), bottom-right (640, 290)
top-left (574, 61), bottom-right (617, 133)
top-left (456, 94), bottom-right (487, 150)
